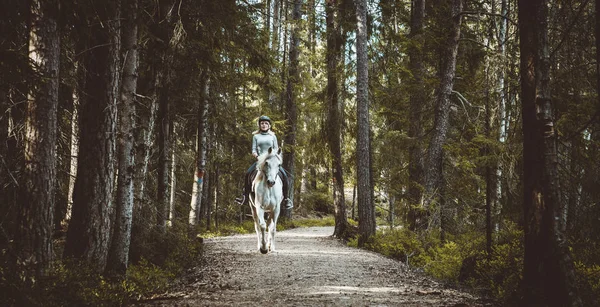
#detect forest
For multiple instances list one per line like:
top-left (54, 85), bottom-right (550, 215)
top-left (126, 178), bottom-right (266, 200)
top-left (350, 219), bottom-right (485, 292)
top-left (1, 0), bottom-right (599, 306)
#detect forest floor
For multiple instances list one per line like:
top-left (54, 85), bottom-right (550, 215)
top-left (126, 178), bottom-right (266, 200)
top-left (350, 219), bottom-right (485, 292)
top-left (134, 226), bottom-right (493, 306)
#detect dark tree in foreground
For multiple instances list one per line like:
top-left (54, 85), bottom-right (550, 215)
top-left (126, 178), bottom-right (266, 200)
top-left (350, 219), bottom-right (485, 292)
top-left (355, 0), bottom-right (375, 246)
top-left (282, 0), bottom-right (302, 218)
top-left (18, 0), bottom-right (60, 279)
top-left (189, 70), bottom-right (210, 226)
top-left (64, 0), bottom-right (121, 273)
top-left (106, 0), bottom-right (139, 277)
top-left (407, 0), bottom-right (426, 232)
top-left (326, 0), bottom-right (348, 238)
top-left (518, 0), bottom-right (581, 305)
top-left (423, 0), bottom-right (463, 230)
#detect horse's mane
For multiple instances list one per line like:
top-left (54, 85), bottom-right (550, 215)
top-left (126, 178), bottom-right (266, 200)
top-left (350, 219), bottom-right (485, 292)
top-left (257, 149), bottom-right (281, 168)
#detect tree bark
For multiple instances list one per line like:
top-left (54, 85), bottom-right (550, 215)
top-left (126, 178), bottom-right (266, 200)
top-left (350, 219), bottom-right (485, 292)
top-left (407, 0), bottom-right (426, 231)
top-left (64, 0), bottom-right (121, 273)
top-left (282, 0), bottom-right (302, 218)
top-left (106, 0), bottom-right (138, 276)
top-left (66, 86), bottom-right (79, 223)
top-left (423, 0), bottom-right (462, 230)
top-left (18, 0), bottom-right (60, 279)
top-left (518, 0), bottom-right (582, 305)
top-left (355, 0), bottom-right (375, 246)
top-left (189, 70), bottom-right (210, 226)
top-left (326, 0), bottom-right (348, 238)
top-left (156, 82), bottom-right (171, 231)
top-left (153, 0), bottom-right (176, 232)
top-left (214, 163), bottom-right (221, 231)
top-left (168, 145), bottom-right (177, 227)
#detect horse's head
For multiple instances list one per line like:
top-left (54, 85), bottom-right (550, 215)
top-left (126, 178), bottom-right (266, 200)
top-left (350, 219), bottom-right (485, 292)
top-left (259, 147), bottom-right (282, 187)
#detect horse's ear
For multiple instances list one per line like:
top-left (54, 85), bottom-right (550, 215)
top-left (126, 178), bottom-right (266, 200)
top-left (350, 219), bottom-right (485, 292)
top-left (268, 147), bottom-right (273, 154)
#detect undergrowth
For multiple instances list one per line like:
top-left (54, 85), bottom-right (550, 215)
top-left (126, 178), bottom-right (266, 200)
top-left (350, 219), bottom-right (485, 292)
top-left (347, 222), bottom-right (525, 304)
top-left (0, 223), bottom-right (202, 307)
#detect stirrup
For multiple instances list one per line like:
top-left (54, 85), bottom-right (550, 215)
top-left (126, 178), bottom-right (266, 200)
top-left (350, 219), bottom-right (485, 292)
top-left (235, 195), bottom-right (246, 205)
top-left (283, 198), bottom-right (293, 210)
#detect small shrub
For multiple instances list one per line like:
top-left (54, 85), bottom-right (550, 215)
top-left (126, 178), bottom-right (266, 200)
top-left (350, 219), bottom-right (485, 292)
top-left (202, 221), bottom-right (254, 238)
top-left (465, 224), bottom-right (523, 303)
top-left (43, 261), bottom-right (129, 306)
top-left (302, 192), bottom-right (334, 214)
top-left (288, 216), bottom-right (335, 228)
top-left (126, 259), bottom-right (174, 300)
top-left (423, 241), bottom-right (463, 282)
top-left (351, 228), bottom-right (427, 267)
top-left (575, 262), bottom-right (600, 306)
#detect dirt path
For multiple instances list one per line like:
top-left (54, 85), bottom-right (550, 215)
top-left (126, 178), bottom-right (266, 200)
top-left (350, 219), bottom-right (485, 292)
top-left (138, 226), bottom-right (490, 306)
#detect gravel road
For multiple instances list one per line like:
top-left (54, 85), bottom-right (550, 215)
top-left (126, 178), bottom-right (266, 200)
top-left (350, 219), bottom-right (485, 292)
top-left (137, 226), bottom-right (490, 306)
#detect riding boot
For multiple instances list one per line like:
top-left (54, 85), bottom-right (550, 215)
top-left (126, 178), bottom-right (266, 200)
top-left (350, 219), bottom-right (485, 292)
top-left (236, 170), bottom-right (252, 206)
top-left (280, 169), bottom-right (293, 210)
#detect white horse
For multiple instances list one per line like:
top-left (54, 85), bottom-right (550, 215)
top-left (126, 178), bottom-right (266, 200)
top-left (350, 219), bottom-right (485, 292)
top-left (249, 147), bottom-right (283, 254)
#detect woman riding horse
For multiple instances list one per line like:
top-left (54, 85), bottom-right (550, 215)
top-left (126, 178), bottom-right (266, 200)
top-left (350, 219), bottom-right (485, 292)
top-left (236, 115), bottom-right (293, 210)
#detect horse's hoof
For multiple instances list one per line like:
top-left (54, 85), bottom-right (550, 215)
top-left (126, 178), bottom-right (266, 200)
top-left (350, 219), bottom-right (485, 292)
top-left (260, 248), bottom-right (268, 254)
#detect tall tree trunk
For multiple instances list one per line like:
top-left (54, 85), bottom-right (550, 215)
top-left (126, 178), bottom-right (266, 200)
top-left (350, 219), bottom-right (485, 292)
top-left (214, 163), bottom-right (220, 231)
top-left (156, 83), bottom-right (171, 231)
top-left (352, 184), bottom-right (356, 220)
top-left (407, 0), bottom-right (426, 231)
top-left (189, 71), bottom-right (210, 226)
top-left (279, 0), bottom-right (288, 114)
top-left (268, 0), bottom-right (282, 106)
top-left (64, 0), bottom-right (121, 273)
top-left (18, 0), bottom-right (60, 279)
top-left (106, 0), bottom-right (138, 276)
top-left (282, 0), bottom-right (302, 218)
top-left (495, 0), bottom-right (508, 234)
top-left (130, 75), bottom-right (158, 263)
top-left (153, 0), bottom-right (176, 233)
top-left (168, 146), bottom-right (176, 227)
top-left (271, 0), bottom-right (281, 54)
top-left (355, 0), bottom-right (375, 246)
top-left (0, 86), bottom-right (8, 238)
top-left (326, 0), bottom-right (347, 238)
top-left (66, 87), bottom-right (79, 223)
top-left (204, 169), bottom-right (212, 231)
top-left (518, 0), bottom-right (582, 305)
top-left (484, 5), bottom-right (498, 256)
top-left (423, 0), bottom-right (462, 230)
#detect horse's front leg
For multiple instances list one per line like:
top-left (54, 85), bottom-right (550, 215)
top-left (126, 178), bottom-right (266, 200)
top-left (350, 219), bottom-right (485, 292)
top-left (249, 201), bottom-right (262, 251)
top-left (258, 213), bottom-right (268, 254)
top-left (254, 204), bottom-right (268, 254)
top-left (269, 202), bottom-right (281, 252)
top-left (267, 215), bottom-right (276, 252)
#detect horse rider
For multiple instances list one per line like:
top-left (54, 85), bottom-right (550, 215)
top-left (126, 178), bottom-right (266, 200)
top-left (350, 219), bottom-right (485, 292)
top-left (236, 115), bottom-right (293, 210)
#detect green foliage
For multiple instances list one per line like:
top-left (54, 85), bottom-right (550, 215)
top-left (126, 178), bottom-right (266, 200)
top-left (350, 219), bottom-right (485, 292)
top-left (42, 261), bottom-right (129, 306)
top-left (349, 228), bottom-right (428, 267)
top-left (133, 224), bottom-right (203, 276)
top-left (420, 231), bottom-right (484, 284)
top-left (347, 218), bottom-right (359, 227)
top-left (462, 224), bottom-right (524, 303)
top-left (125, 259), bottom-right (174, 300)
top-left (0, 223), bottom-right (205, 307)
top-left (29, 258), bottom-right (176, 306)
top-left (301, 191), bottom-right (334, 214)
top-left (423, 241), bottom-right (463, 282)
top-left (575, 262), bottom-right (600, 305)
top-left (281, 215), bottom-right (336, 228)
top-left (202, 221), bottom-right (254, 238)
top-left (347, 223), bottom-right (523, 304)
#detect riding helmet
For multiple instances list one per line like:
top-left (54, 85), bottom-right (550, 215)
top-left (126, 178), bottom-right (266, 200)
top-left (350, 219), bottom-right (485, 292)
top-left (258, 115), bottom-right (272, 125)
